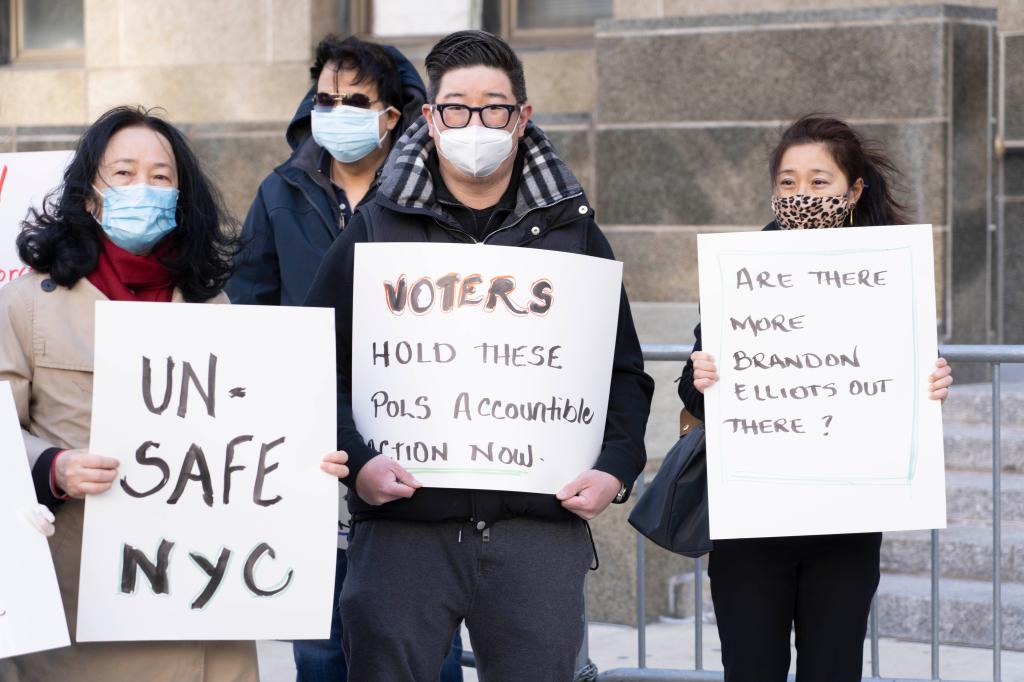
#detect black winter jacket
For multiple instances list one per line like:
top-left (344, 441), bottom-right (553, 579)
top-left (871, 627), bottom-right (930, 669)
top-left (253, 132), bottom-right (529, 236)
top-left (225, 47), bottom-right (426, 306)
top-left (305, 118), bottom-right (655, 525)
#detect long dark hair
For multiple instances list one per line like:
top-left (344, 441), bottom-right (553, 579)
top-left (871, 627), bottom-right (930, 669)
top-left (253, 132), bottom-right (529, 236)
top-left (17, 106), bottom-right (237, 302)
top-left (769, 115), bottom-right (912, 227)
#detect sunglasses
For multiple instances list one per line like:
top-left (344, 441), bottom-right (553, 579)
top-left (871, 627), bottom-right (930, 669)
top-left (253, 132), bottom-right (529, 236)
top-left (313, 92), bottom-right (379, 111)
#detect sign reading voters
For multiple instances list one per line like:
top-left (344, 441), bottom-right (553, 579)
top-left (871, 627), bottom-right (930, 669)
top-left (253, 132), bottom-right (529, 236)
top-left (0, 382), bottom-right (70, 659)
top-left (352, 243), bottom-right (623, 494)
top-left (78, 303), bottom-right (337, 641)
top-left (698, 225), bottom-right (946, 539)
top-left (0, 151), bottom-right (73, 286)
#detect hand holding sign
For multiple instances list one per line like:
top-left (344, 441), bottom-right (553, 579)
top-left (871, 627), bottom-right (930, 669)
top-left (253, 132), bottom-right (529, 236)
top-left (556, 469), bottom-right (621, 520)
top-left (319, 451), bottom-right (350, 480)
top-left (929, 358), bottom-right (952, 401)
top-left (691, 351), bottom-right (719, 394)
top-left (21, 504), bottom-right (55, 537)
top-left (355, 454), bottom-right (422, 505)
top-left (53, 449), bottom-right (120, 497)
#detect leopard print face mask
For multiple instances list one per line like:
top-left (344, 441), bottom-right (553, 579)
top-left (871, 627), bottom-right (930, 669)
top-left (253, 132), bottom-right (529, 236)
top-left (771, 193), bottom-right (850, 229)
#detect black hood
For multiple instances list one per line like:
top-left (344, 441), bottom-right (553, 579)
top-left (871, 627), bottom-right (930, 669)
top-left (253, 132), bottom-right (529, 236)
top-left (285, 44), bottom-right (427, 151)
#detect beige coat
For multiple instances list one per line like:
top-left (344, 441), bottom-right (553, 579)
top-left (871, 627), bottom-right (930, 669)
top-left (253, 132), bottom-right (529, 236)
top-left (0, 273), bottom-right (258, 682)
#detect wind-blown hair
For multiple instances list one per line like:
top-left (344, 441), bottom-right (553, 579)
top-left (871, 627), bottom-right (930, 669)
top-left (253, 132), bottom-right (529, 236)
top-left (770, 115), bottom-right (912, 227)
top-left (310, 35), bottom-right (404, 112)
top-left (17, 105), bottom-right (237, 301)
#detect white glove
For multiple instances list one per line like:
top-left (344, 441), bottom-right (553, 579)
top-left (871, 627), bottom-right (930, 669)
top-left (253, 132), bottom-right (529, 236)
top-left (22, 504), bottom-right (55, 537)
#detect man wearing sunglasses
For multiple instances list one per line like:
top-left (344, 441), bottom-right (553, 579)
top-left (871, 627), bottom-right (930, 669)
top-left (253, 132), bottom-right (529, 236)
top-left (227, 35), bottom-right (424, 307)
top-left (306, 30), bottom-right (653, 681)
top-left (226, 35), bottom-right (465, 682)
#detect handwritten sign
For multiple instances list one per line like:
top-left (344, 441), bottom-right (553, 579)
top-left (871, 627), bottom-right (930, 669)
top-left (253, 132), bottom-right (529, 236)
top-left (0, 382), bottom-right (70, 658)
top-left (698, 225), bottom-right (946, 539)
top-left (77, 302), bottom-right (337, 641)
top-left (352, 243), bottom-right (622, 494)
top-left (0, 151), bottom-right (72, 286)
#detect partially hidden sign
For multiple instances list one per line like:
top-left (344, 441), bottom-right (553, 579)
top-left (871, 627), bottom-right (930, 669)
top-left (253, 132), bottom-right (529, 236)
top-left (0, 151), bottom-right (73, 287)
top-left (0, 382), bottom-right (70, 658)
top-left (698, 225), bottom-right (946, 539)
top-left (352, 243), bottom-right (623, 494)
top-left (78, 302), bottom-right (337, 641)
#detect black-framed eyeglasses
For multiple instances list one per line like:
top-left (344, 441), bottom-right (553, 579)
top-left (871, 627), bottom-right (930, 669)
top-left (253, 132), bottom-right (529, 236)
top-left (433, 104), bottom-right (521, 129)
top-left (313, 92), bottom-right (379, 112)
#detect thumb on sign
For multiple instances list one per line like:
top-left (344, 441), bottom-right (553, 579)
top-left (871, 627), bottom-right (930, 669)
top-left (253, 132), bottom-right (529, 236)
top-left (355, 454), bottom-right (422, 505)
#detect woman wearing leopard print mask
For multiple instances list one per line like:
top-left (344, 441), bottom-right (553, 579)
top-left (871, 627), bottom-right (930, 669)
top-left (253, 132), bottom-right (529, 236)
top-left (676, 115), bottom-right (954, 682)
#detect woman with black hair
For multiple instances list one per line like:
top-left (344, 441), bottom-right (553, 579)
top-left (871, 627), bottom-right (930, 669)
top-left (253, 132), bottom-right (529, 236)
top-left (678, 115), bottom-right (954, 682)
top-left (0, 105), bottom-right (258, 682)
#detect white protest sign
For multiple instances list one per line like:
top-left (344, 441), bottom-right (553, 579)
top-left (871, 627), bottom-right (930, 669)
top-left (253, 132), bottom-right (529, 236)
top-left (0, 382), bottom-right (70, 658)
top-left (0, 151), bottom-right (73, 286)
top-left (78, 303), bottom-right (337, 641)
top-left (352, 243), bottom-right (622, 494)
top-left (698, 225), bottom-right (945, 539)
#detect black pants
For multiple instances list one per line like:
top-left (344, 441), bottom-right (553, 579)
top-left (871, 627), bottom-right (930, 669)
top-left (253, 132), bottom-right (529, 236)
top-left (340, 517), bottom-right (592, 682)
top-left (709, 532), bottom-right (882, 682)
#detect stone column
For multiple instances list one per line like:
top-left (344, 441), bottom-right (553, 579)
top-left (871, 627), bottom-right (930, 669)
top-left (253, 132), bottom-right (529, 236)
top-left (595, 3), bottom-right (996, 351)
top-left (999, 0), bottom-right (1024, 344)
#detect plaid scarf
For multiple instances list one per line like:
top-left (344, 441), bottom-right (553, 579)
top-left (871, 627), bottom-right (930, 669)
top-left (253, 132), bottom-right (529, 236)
top-left (377, 117), bottom-right (584, 223)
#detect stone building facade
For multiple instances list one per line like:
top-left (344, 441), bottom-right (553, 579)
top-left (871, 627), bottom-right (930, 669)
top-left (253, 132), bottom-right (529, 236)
top-left (2, 0), bottom-right (1023, 625)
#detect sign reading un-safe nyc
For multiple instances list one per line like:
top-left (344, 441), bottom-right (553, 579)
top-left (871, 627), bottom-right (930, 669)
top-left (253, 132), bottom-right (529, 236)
top-left (698, 225), bottom-right (947, 540)
top-left (352, 243), bottom-right (622, 494)
top-left (78, 303), bottom-right (337, 641)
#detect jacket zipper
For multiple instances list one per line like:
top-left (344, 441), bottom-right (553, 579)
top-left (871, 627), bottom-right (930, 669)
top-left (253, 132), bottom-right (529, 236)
top-left (482, 191), bottom-right (585, 245)
top-left (427, 190), bottom-right (586, 245)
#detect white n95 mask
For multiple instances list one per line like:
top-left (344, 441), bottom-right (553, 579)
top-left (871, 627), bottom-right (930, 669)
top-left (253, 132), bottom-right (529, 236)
top-left (435, 117), bottom-right (519, 178)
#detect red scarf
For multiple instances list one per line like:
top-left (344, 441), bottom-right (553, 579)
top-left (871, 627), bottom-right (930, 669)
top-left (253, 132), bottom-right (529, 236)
top-left (87, 238), bottom-right (175, 302)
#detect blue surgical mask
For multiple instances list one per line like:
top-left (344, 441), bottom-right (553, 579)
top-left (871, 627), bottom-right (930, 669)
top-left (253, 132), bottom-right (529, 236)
top-left (93, 184), bottom-right (179, 255)
top-left (311, 106), bottom-right (388, 163)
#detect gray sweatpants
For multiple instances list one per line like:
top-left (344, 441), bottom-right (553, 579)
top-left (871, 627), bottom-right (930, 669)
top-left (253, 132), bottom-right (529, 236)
top-left (339, 517), bottom-right (592, 682)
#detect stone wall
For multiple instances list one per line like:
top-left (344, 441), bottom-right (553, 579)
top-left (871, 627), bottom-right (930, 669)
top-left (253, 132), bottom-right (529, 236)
top-left (615, 0), bottom-right (996, 19)
top-left (999, 0), bottom-right (1024, 343)
top-left (1, 1), bottom-right (1016, 625)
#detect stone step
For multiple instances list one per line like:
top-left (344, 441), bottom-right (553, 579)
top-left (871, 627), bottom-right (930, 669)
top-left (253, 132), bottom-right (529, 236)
top-left (944, 422), bottom-right (1024, 472)
top-left (942, 382), bottom-right (1024, 428)
top-left (880, 525), bottom-right (1024, 582)
top-left (946, 471), bottom-right (1024, 524)
top-left (876, 573), bottom-right (1024, 650)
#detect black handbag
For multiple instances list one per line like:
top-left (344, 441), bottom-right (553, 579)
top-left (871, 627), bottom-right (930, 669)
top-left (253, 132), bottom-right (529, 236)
top-left (628, 412), bottom-right (711, 558)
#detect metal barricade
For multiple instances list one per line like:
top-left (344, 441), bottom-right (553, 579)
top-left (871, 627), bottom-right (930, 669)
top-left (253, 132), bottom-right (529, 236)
top-left (590, 344), bottom-right (1024, 682)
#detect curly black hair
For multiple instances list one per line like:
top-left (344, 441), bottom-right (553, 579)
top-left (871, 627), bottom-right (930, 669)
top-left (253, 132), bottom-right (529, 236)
top-left (17, 105), bottom-right (237, 302)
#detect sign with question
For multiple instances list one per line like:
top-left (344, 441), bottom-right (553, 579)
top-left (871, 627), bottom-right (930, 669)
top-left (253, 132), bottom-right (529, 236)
top-left (0, 151), bottom-right (73, 287)
top-left (351, 243), bottom-right (623, 494)
top-left (0, 381), bottom-right (70, 659)
top-left (698, 225), bottom-right (946, 539)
